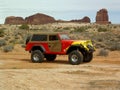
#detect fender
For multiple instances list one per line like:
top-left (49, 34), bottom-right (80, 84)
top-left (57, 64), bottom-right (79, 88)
top-left (71, 40), bottom-right (94, 52)
top-left (31, 45), bottom-right (46, 53)
top-left (66, 44), bottom-right (84, 54)
top-left (66, 40), bottom-right (95, 54)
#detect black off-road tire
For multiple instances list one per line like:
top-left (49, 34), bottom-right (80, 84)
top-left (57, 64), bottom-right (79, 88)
top-left (83, 53), bottom-right (93, 62)
top-left (31, 50), bottom-right (44, 63)
top-left (26, 36), bottom-right (31, 45)
top-left (68, 50), bottom-right (83, 65)
top-left (45, 54), bottom-right (56, 61)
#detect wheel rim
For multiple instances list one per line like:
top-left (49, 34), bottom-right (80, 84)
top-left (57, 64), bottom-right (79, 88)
top-left (33, 54), bottom-right (39, 61)
top-left (71, 54), bottom-right (78, 62)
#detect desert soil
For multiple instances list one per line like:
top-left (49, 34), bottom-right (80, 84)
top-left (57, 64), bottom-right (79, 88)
top-left (0, 45), bottom-right (120, 90)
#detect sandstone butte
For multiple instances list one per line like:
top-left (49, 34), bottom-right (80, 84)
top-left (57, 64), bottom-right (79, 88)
top-left (96, 8), bottom-right (111, 24)
top-left (4, 13), bottom-right (56, 25)
top-left (70, 16), bottom-right (91, 23)
top-left (4, 13), bottom-right (91, 25)
top-left (4, 16), bottom-right (25, 24)
top-left (4, 8), bottom-right (111, 25)
top-left (25, 13), bottom-right (56, 25)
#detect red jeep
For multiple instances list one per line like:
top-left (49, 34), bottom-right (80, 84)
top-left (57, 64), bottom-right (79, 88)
top-left (25, 32), bottom-right (95, 65)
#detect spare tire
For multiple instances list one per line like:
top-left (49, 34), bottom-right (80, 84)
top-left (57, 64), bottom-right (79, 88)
top-left (26, 36), bottom-right (31, 44)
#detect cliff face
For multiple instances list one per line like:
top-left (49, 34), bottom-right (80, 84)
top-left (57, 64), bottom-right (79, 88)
top-left (5, 9), bottom-right (111, 25)
top-left (70, 16), bottom-right (91, 23)
top-left (96, 9), bottom-right (111, 24)
top-left (4, 16), bottom-right (25, 24)
top-left (25, 13), bottom-right (56, 25)
top-left (4, 13), bottom-right (56, 25)
top-left (81, 16), bottom-right (91, 23)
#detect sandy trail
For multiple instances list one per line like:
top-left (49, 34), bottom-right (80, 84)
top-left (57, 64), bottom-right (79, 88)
top-left (0, 46), bottom-right (120, 90)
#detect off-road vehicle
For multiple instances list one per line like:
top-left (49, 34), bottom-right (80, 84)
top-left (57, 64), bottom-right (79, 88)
top-left (25, 32), bottom-right (95, 65)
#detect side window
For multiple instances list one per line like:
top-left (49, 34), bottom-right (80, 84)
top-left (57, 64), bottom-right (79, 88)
top-left (31, 34), bottom-right (47, 41)
top-left (49, 35), bottom-right (58, 41)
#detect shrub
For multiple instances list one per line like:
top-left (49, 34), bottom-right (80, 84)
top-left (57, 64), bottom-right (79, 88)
top-left (98, 48), bottom-right (109, 56)
top-left (4, 36), bottom-right (11, 41)
top-left (15, 36), bottom-right (20, 39)
top-left (0, 39), bottom-right (6, 47)
top-left (21, 44), bottom-right (26, 48)
top-left (95, 42), bottom-right (106, 49)
top-left (98, 27), bottom-right (108, 32)
top-left (113, 26), bottom-right (117, 29)
top-left (54, 27), bottom-right (63, 32)
top-left (110, 43), bottom-right (120, 51)
top-left (19, 24), bottom-right (29, 30)
top-left (3, 45), bottom-right (14, 52)
top-left (0, 29), bottom-right (5, 37)
top-left (74, 26), bottom-right (86, 32)
top-left (63, 27), bottom-right (70, 30)
top-left (9, 39), bottom-right (16, 44)
top-left (19, 40), bottom-right (24, 44)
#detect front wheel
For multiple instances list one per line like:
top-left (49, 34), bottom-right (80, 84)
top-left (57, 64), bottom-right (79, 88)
top-left (68, 50), bottom-right (83, 65)
top-left (83, 53), bottom-right (93, 62)
top-left (31, 50), bottom-right (44, 63)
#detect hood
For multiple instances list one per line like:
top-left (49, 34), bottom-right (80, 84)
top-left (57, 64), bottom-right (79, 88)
top-left (71, 40), bottom-right (93, 46)
top-left (71, 40), bottom-right (94, 52)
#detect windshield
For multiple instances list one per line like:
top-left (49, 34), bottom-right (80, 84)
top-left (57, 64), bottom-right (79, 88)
top-left (59, 34), bottom-right (70, 40)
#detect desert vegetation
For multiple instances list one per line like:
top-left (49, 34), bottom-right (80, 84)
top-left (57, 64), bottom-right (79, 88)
top-left (0, 23), bottom-right (120, 54)
top-left (0, 23), bottom-right (120, 90)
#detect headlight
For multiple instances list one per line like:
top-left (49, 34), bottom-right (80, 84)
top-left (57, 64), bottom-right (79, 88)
top-left (87, 44), bottom-right (93, 49)
top-left (87, 44), bottom-right (95, 52)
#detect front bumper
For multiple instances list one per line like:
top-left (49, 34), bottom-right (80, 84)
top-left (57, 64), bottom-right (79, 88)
top-left (87, 45), bottom-right (95, 53)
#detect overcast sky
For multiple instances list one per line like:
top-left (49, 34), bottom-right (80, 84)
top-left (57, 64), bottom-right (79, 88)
top-left (0, 0), bottom-right (120, 24)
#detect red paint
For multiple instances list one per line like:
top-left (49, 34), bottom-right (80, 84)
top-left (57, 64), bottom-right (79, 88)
top-left (25, 33), bottom-right (74, 55)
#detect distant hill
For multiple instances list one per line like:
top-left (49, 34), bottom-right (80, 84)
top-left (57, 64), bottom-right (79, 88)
top-left (4, 8), bottom-right (111, 25)
top-left (4, 13), bottom-right (91, 25)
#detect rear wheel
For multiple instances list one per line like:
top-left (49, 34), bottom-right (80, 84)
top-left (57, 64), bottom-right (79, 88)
top-left (69, 50), bottom-right (83, 65)
top-left (83, 53), bottom-right (93, 62)
top-left (45, 54), bottom-right (56, 61)
top-left (31, 50), bottom-right (44, 63)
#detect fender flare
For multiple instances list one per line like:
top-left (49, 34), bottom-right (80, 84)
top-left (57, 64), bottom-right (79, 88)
top-left (31, 45), bottom-right (46, 53)
top-left (66, 44), bottom-right (85, 54)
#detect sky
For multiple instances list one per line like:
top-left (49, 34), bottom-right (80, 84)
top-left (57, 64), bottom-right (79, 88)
top-left (0, 0), bottom-right (120, 24)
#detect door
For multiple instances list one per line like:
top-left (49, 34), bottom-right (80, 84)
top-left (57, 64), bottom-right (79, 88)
top-left (48, 35), bottom-right (61, 52)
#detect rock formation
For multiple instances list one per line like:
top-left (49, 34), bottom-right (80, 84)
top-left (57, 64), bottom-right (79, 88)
top-left (4, 13), bottom-right (91, 25)
top-left (4, 16), bottom-right (25, 24)
top-left (70, 16), bottom-right (90, 23)
top-left (96, 8), bottom-right (111, 24)
top-left (81, 16), bottom-right (91, 23)
top-left (25, 13), bottom-right (56, 24)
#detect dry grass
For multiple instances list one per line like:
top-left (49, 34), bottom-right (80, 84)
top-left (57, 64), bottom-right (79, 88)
top-left (0, 23), bottom-right (120, 52)
top-left (0, 45), bottom-right (120, 90)
top-left (0, 23), bottom-right (120, 90)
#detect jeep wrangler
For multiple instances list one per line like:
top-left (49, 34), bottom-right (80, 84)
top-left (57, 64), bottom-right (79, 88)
top-left (25, 32), bottom-right (95, 65)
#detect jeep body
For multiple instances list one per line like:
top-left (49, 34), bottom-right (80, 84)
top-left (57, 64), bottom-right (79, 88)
top-left (25, 32), bottom-right (95, 65)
